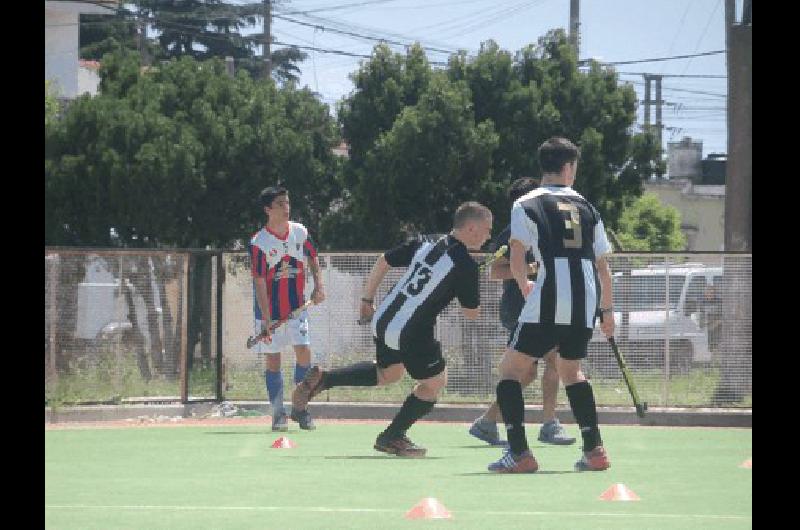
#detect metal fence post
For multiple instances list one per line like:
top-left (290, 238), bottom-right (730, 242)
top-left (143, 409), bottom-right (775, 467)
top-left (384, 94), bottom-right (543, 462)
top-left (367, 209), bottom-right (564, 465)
top-left (216, 252), bottom-right (224, 401)
top-left (180, 253), bottom-right (189, 403)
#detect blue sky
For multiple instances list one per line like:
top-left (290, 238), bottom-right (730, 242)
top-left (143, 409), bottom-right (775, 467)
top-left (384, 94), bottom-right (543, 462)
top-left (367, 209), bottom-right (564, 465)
top-left (238, 0), bottom-right (740, 156)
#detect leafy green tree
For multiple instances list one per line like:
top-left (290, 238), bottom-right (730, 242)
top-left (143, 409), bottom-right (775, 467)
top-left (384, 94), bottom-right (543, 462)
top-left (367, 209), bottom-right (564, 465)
top-left (327, 32), bottom-right (663, 248)
top-left (79, 2), bottom-right (307, 83)
top-left (79, 10), bottom-right (155, 60)
top-left (136, 0), bottom-right (306, 83)
top-left (616, 193), bottom-right (687, 251)
top-left (45, 80), bottom-right (60, 128)
top-left (333, 74), bottom-right (498, 248)
top-left (45, 50), bottom-right (340, 248)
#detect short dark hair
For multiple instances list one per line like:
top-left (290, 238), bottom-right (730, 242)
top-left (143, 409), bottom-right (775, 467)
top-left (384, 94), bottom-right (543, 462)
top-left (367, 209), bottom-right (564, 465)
top-left (259, 186), bottom-right (288, 208)
top-left (538, 137), bottom-right (580, 174)
top-left (508, 177), bottom-right (540, 202)
top-left (453, 201), bottom-right (492, 228)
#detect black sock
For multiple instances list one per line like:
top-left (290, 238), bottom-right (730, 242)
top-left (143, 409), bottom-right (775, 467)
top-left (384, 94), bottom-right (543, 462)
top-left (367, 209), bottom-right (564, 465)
top-left (383, 394), bottom-right (435, 438)
top-left (323, 361), bottom-right (378, 389)
top-left (497, 379), bottom-right (529, 455)
top-left (565, 380), bottom-right (602, 452)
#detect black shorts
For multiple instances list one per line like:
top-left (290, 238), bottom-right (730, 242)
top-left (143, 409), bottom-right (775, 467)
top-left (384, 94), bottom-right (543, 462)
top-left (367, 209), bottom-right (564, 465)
top-left (508, 323), bottom-right (593, 360)
top-left (375, 338), bottom-right (446, 380)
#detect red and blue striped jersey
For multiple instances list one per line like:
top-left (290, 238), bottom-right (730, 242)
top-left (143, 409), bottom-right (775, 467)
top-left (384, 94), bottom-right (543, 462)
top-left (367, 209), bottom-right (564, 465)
top-left (249, 222), bottom-right (318, 321)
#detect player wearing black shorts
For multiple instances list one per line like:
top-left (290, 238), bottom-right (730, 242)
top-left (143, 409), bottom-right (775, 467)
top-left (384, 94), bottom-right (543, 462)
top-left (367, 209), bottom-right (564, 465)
top-left (291, 202), bottom-right (493, 457)
top-left (469, 178), bottom-right (576, 447)
top-left (488, 137), bottom-right (615, 473)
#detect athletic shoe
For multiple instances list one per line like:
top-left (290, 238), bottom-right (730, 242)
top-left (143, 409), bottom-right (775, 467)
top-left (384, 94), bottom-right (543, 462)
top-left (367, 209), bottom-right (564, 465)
top-left (374, 433), bottom-right (427, 457)
top-left (537, 419), bottom-right (576, 445)
top-left (291, 366), bottom-right (326, 411)
top-left (487, 449), bottom-right (539, 473)
top-left (290, 407), bottom-right (316, 430)
top-left (468, 418), bottom-right (509, 447)
top-left (574, 446), bottom-right (610, 471)
top-left (271, 412), bottom-right (288, 432)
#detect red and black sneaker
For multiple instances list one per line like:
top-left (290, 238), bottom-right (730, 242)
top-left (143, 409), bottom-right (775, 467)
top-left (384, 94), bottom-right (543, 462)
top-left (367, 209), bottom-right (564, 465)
top-left (575, 446), bottom-right (611, 471)
top-left (374, 433), bottom-right (427, 458)
top-left (291, 366), bottom-right (326, 411)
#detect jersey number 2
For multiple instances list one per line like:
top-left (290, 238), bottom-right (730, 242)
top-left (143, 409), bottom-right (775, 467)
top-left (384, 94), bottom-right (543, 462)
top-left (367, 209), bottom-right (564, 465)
top-left (557, 201), bottom-right (583, 249)
top-left (403, 263), bottom-right (433, 296)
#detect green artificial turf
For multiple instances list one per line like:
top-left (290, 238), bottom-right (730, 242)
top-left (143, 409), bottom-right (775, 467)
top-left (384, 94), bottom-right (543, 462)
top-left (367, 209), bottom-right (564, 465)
top-left (45, 422), bottom-right (751, 529)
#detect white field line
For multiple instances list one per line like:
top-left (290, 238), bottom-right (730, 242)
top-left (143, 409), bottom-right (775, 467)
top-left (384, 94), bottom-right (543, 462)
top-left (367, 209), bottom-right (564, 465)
top-left (45, 505), bottom-right (750, 520)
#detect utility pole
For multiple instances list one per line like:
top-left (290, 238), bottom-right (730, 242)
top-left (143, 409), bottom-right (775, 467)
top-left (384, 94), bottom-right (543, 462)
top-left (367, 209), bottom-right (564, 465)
top-left (264, 0), bottom-right (272, 78)
top-left (643, 74), bottom-right (651, 130)
top-left (642, 75), bottom-right (663, 147)
top-left (654, 74), bottom-right (663, 149)
top-left (724, 0), bottom-right (752, 251)
top-left (569, 0), bottom-right (580, 57)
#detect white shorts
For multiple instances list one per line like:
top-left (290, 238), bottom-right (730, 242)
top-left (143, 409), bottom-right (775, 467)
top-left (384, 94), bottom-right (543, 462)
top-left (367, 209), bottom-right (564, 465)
top-left (252, 312), bottom-right (311, 354)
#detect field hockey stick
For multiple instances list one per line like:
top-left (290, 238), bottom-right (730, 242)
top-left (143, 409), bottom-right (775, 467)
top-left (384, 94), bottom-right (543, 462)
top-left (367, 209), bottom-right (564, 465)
top-left (479, 244), bottom-right (509, 272)
top-left (607, 335), bottom-right (648, 418)
top-left (246, 299), bottom-right (315, 349)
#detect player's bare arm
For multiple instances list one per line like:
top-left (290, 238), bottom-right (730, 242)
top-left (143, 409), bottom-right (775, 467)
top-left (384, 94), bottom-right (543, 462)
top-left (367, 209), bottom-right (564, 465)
top-left (360, 254), bottom-right (391, 322)
top-left (509, 239), bottom-right (533, 297)
top-left (309, 256), bottom-right (326, 304)
top-left (596, 254), bottom-right (615, 338)
top-left (254, 276), bottom-right (271, 340)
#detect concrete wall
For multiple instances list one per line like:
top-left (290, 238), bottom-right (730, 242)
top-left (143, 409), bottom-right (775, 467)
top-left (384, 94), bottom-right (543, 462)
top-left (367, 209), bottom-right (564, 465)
top-left (644, 179), bottom-right (725, 251)
top-left (45, 1), bottom-right (116, 98)
top-left (78, 64), bottom-right (101, 96)
top-left (45, 9), bottom-right (79, 97)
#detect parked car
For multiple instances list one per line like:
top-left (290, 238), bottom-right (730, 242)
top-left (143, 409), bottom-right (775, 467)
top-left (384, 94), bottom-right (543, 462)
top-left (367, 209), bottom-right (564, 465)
top-left (587, 263), bottom-right (722, 375)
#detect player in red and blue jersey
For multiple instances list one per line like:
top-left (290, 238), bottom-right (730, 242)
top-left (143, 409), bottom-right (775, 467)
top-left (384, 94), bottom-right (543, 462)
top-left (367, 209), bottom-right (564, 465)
top-left (250, 186), bottom-right (325, 431)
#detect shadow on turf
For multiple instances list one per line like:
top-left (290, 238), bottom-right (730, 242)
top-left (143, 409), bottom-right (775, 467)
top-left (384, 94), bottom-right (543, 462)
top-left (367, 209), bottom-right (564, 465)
top-left (322, 456), bottom-right (446, 460)
top-left (457, 470), bottom-right (576, 476)
top-left (203, 431), bottom-right (266, 435)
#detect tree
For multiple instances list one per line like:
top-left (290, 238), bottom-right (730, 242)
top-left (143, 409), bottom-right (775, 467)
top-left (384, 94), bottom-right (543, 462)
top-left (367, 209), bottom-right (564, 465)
top-left (45, 49), bottom-right (340, 248)
top-left (450, 32), bottom-right (663, 231)
top-left (326, 33), bottom-right (663, 248)
top-left (335, 74), bottom-right (498, 248)
top-left (133, 0), bottom-right (307, 83)
top-left (45, 80), bottom-right (60, 128)
top-left (616, 193), bottom-right (687, 251)
top-left (79, 11), bottom-right (153, 60)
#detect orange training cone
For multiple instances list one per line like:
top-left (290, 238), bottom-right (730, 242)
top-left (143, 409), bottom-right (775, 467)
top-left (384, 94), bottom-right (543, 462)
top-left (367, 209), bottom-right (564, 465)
top-left (271, 436), bottom-right (296, 449)
top-left (405, 497), bottom-right (453, 519)
top-left (739, 458), bottom-right (752, 469)
top-left (599, 484), bottom-right (640, 501)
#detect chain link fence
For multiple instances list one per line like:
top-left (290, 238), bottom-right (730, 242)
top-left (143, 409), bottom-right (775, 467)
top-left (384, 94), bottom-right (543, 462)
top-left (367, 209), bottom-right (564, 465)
top-left (45, 249), bottom-right (752, 408)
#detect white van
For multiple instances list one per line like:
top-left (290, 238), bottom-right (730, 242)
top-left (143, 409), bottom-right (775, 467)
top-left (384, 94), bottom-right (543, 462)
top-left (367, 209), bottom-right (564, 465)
top-left (589, 263), bottom-right (723, 372)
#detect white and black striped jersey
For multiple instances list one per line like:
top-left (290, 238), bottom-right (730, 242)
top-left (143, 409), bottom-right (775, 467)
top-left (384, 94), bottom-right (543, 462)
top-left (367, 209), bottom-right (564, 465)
top-left (372, 234), bottom-right (480, 351)
top-left (510, 185), bottom-right (612, 329)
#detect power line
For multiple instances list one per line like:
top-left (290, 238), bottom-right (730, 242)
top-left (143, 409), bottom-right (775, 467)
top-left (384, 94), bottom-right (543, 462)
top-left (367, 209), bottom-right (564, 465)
top-left (273, 13), bottom-right (459, 55)
top-left (680, 0), bottom-right (723, 75)
top-left (584, 50), bottom-right (725, 66)
top-left (618, 72), bottom-right (726, 79)
top-left (624, 80), bottom-right (726, 98)
top-left (279, 0), bottom-right (403, 16)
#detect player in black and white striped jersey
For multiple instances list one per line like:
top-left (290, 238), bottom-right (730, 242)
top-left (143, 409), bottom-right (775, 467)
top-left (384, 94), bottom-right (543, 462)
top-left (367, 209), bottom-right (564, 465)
top-left (291, 202), bottom-right (493, 457)
top-left (488, 137), bottom-right (616, 474)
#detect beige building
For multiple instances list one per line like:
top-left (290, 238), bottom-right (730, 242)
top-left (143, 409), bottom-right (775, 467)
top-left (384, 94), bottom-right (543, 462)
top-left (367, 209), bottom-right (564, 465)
top-left (644, 179), bottom-right (725, 251)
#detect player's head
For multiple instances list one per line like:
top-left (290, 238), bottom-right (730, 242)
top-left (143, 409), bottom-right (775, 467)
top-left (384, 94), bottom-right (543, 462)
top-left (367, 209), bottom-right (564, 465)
top-left (453, 201), bottom-right (493, 251)
top-left (260, 186), bottom-right (290, 221)
top-left (508, 177), bottom-right (540, 203)
top-left (538, 137), bottom-right (580, 181)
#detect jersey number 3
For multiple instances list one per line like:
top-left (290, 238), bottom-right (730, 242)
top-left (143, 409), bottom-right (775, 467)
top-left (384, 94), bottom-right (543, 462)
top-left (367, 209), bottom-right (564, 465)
top-left (403, 263), bottom-right (433, 296)
top-left (557, 201), bottom-right (583, 249)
